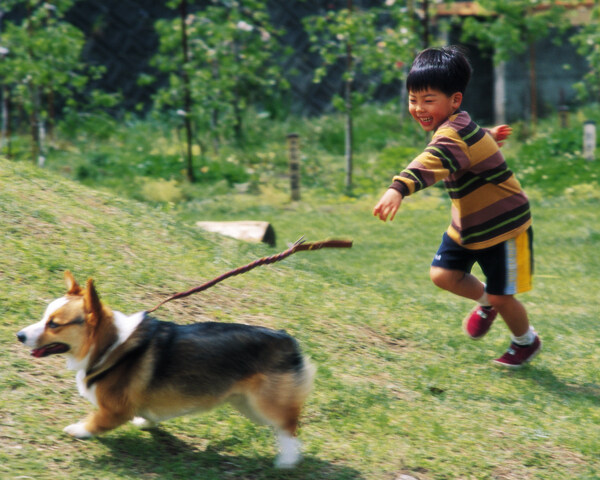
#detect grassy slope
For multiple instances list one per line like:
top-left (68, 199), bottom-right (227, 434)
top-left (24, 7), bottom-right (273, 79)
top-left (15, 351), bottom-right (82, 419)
top-left (1, 157), bottom-right (599, 480)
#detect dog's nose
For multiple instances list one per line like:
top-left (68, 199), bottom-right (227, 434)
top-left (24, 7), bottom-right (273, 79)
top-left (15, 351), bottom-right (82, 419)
top-left (16, 331), bottom-right (26, 344)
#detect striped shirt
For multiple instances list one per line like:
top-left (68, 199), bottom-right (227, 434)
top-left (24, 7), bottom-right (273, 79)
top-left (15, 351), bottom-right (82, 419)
top-left (390, 111), bottom-right (531, 250)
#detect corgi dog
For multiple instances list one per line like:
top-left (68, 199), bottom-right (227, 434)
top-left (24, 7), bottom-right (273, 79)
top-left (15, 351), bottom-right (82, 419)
top-left (16, 271), bottom-right (315, 468)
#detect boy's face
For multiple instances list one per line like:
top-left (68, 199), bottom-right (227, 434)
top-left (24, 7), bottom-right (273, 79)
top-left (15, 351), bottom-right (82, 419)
top-left (408, 88), bottom-right (462, 132)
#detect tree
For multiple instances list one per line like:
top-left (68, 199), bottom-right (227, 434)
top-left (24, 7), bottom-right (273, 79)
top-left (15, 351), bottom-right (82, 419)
top-left (0, 0), bottom-right (104, 164)
top-left (459, 0), bottom-right (567, 126)
top-left (304, 1), bottom-right (418, 192)
top-left (149, 0), bottom-right (288, 182)
top-left (571, 3), bottom-right (600, 103)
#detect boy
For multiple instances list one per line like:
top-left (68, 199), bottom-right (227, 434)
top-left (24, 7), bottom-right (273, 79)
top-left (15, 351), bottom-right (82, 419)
top-left (373, 46), bottom-right (540, 367)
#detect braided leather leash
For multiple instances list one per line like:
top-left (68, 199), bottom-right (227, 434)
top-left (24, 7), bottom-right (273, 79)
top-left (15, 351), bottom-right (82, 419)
top-left (147, 237), bottom-right (352, 313)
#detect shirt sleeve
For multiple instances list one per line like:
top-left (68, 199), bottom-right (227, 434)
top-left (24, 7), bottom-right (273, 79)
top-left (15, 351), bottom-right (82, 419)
top-left (391, 128), bottom-right (470, 196)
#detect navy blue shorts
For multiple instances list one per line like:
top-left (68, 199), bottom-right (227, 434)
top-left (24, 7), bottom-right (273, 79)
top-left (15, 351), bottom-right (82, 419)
top-left (431, 227), bottom-right (534, 295)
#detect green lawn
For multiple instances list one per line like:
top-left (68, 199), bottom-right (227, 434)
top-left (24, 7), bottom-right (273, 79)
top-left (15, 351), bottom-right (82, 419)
top-left (1, 156), bottom-right (599, 480)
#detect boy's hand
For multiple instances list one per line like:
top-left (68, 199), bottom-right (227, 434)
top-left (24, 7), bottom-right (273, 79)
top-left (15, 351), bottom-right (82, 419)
top-left (489, 124), bottom-right (512, 147)
top-left (373, 189), bottom-right (403, 222)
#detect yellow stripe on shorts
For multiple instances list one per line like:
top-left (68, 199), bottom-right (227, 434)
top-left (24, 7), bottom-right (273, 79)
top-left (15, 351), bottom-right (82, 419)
top-left (505, 229), bottom-right (533, 294)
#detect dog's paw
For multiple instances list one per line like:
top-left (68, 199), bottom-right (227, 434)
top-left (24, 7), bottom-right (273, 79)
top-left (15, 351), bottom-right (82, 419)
top-left (274, 452), bottom-right (302, 469)
top-left (274, 433), bottom-right (302, 469)
top-left (275, 434), bottom-right (302, 468)
top-left (63, 422), bottom-right (93, 439)
top-left (131, 417), bottom-right (156, 430)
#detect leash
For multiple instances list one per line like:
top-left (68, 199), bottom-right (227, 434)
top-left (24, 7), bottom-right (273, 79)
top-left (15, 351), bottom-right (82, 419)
top-left (146, 237), bottom-right (353, 313)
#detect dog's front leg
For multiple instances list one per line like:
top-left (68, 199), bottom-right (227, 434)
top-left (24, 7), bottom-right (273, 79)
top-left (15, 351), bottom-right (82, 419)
top-left (64, 408), bottom-right (131, 439)
top-left (64, 421), bottom-right (94, 439)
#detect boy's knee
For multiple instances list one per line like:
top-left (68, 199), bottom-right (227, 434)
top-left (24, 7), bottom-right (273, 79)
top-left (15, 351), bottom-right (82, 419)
top-left (430, 266), bottom-right (458, 290)
top-left (486, 294), bottom-right (515, 309)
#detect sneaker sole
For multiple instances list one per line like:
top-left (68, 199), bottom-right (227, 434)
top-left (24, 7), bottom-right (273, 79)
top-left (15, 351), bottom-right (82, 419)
top-left (492, 341), bottom-right (542, 369)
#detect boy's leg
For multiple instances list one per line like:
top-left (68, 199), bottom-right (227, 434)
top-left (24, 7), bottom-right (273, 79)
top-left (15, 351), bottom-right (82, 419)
top-left (481, 228), bottom-right (540, 367)
top-left (430, 228), bottom-right (540, 366)
top-left (486, 294), bottom-right (529, 337)
top-left (489, 293), bottom-right (540, 367)
top-left (430, 266), bottom-right (497, 338)
top-left (429, 267), bottom-right (485, 301)
top-left (430, 234), bottom-right (497, 339)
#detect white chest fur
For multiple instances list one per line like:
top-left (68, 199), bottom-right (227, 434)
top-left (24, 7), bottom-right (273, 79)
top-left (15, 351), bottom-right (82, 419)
top-left (75, 369), bottom-right (98, 407)
top-left (70, 311), bottom-right (145, 408)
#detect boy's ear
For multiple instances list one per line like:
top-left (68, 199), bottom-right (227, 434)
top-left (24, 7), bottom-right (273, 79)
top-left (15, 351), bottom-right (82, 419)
top-left (452, 92), bottom-right (463, 109)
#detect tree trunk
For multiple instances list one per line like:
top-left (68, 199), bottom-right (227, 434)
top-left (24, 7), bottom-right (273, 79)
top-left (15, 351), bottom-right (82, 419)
top-left (422, 0), bottom-right (430, 48)
top-left (529, 42), bottom-right (537, 127)
top-left (493, 61), bottom-right (506, 125)
top-left (344, 68), bottom-right (353, 193)
top-left (344, 0), bottom-right (353, 193)
top-left (180, 0), bottom-right (195, 182)
top-left (28, 83), bottom-right (44, 165)
top-left (211, 60), bottom-right (220, 152)
top-left (25, 2), bottom-right (44, 165)
top-left (47, 88), bottom-right (55, 143)
top-left (232, 37), bottom-right (243, 144)
top-left (1, 85), bottom-right (10, 158)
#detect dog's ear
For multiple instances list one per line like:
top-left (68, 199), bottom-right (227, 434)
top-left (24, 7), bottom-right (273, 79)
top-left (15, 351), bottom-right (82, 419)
top-left (65, 271), bottom-right (83, 295)
top-left (83, 279), bottom-right (103, 327)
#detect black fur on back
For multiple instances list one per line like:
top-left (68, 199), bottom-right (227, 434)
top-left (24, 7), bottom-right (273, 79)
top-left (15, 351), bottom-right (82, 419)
top-left (141, 316), bottom-right (305, 395)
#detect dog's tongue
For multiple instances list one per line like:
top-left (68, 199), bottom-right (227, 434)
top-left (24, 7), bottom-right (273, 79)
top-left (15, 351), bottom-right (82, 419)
top-left (31, 343), bottom-right (69, 358)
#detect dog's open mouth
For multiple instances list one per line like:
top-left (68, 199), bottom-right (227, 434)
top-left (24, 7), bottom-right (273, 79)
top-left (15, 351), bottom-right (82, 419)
top-left (31, 343), bottom-right (70, 358)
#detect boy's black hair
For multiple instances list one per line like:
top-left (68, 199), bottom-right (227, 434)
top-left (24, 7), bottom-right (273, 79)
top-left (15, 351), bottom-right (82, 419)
top-left (406, 46), bottom-right (472, 96)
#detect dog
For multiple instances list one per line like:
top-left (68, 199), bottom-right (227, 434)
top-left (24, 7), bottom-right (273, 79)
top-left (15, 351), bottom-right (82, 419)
top-left (16, 271), bottom-right (315, 468)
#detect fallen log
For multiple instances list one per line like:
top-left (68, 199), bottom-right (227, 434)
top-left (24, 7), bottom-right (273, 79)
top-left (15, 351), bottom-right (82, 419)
top-left (196, 221), bottom-right (276, 247)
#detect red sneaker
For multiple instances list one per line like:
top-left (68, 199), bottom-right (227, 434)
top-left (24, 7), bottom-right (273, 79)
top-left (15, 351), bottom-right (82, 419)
top-left (493, 335), bottom-right (542, 368)
top-left (463, 306), bottom-right (497, 339)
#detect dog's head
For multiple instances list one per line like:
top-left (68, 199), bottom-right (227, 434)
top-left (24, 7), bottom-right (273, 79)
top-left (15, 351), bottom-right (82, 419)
top-left (16, 271), bottom-right (112, 361)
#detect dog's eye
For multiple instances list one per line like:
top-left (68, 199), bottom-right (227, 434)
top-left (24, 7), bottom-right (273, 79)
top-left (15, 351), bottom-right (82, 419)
top-left (47, 319), bottom-right (60, 329)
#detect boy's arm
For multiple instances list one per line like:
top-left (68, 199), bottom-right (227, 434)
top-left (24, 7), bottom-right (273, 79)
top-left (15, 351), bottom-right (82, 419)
top-left (373, 189), bottom-right (403, 222)
top-left (392, 133), bottom-right (470, 197)
top-left (374, 128), bottom-right (471, 221)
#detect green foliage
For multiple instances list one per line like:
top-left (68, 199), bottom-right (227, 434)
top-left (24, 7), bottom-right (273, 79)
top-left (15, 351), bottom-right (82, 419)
top-left (304, 3), bottom-right (418, 111)
top-left (139, 177), bottom-right (184, 203)
top-left (302, 2), bottom-right (419, 190)
top-left (150, 0), bottom-right (289, 143)
top-left (40, 102), bottom-right (426, 199)
top-left (28, 101), bottom-right (600, 206)
top-left (508, 111), bottom-right (600, 194)
top-left (0, 0), bottom-right (88, 96)
top-left (459, 0), bottom-right (568, 64)
top-left (570, 4), bottom-right (600, 102)
top-left (0, 0), bottom-right (117, 162)
top-left (458, 0), bottom-right (571, 124)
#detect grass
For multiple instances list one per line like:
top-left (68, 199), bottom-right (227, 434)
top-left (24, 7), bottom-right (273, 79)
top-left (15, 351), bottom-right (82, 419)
top-left (1, 154), bottom-right (599, 480)
top-left (1, 106), bottom-right (600, 479)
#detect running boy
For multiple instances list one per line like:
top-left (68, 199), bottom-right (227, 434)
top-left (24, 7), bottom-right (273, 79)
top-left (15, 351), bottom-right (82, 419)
top-left (373, 46), bottom-right (541, 367)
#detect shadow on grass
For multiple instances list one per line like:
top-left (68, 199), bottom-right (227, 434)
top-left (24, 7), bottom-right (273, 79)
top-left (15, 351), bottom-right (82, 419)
top-left (499, 364), bottom-right (600, 406)
top-left (79, 428), bottom-right (365, 480)
top-left (526, 366), bottom-right (600, 402)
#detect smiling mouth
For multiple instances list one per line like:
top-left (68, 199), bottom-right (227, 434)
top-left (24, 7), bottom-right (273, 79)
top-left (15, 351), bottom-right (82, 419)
top-left (419, 117), bottom-right (433, 124)
top-left (31, 343), bottom-right (70, 358)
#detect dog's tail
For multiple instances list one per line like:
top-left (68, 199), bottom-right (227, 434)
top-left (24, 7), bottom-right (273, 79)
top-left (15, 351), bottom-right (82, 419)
top-left (294, 355), bottom-right (317, 402)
